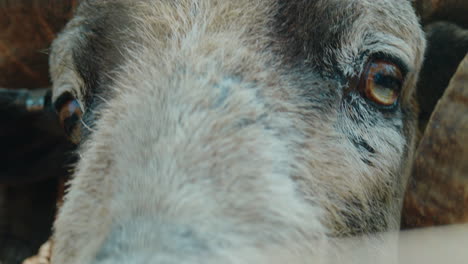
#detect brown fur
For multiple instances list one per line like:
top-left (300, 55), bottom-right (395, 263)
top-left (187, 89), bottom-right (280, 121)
top-left (48, 0), bottom-right (426, 263)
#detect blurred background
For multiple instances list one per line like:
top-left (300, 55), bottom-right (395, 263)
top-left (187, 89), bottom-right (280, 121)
top-left (0, 0), bottom-right (467, 263)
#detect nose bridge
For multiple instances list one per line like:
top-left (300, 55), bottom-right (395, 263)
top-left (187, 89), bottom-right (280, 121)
top-left (110, 64), bottom-right (286, 208)
top-left (88, 52), bottom-right (327, 262)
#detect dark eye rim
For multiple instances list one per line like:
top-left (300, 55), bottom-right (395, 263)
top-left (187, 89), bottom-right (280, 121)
top-left (370, 52), bottom-right (409, 78)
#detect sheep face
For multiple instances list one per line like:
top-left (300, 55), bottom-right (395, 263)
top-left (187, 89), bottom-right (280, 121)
top-left (49, 0), bottom-right (426, 263)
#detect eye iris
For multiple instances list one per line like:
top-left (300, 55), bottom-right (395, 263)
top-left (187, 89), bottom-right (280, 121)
top-left (361, 60), bottom-right (403, 107)
top-left (370, 84), bottom-right (397, 103)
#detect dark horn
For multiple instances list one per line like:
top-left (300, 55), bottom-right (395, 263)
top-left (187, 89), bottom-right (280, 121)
top-left (402, 54), bottom-right (468, 228)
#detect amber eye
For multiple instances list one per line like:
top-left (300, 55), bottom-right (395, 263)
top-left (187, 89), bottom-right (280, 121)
top-left (55, 93), bottom-right (83, 144)
top-left (359, 59), bottom-right (404, 107)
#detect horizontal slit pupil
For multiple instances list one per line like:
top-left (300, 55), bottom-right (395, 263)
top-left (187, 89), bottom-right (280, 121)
top-left (373, 73), bottom-right (400, 90)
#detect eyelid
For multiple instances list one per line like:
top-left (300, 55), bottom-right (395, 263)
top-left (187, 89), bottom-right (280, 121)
top-left (369, 52), bottom-right (410, 79)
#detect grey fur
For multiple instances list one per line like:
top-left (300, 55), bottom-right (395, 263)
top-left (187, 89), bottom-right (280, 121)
top-left (48, 0), bottom-right (426, 263)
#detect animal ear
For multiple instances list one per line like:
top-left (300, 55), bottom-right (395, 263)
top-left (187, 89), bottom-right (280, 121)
top-left (411, 1), bottom-right (468, 135)
top-left (415, 22), bottom-right (468, 130)
top-left (402, 1), bottom-right (468, 228)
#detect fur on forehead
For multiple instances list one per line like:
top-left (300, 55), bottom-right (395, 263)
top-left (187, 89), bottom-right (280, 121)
top-left (51, 0), bottom-right (425, 107)
top-left (50, 0), bottom-right (278, 109)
